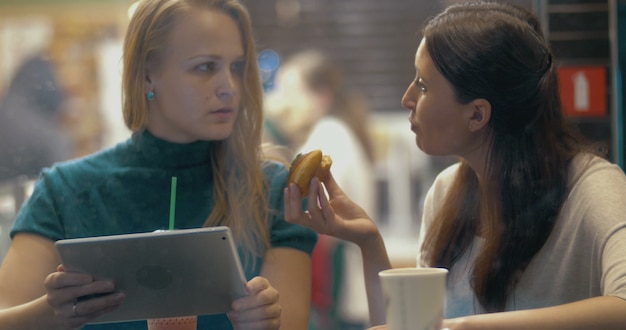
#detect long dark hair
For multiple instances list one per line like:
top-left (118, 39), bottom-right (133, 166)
top-left (419, 2), bottom-right (592, 312)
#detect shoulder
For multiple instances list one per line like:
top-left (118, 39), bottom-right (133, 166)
top-left (39, 143), bottom-right (128, 192)
top-left (261, 160), bottom-right (289, 195)
top-left (568, 153), bottom-right (626, 199)
top-left (261, 159), bottom-right (318, 254)
top-left (563, 153), bottom-right (626, 234)
top-left (418, 162), bottom-right (460, 261)
top-left (569, 153), bottom-right (625, 181)
top-left (421, 162), bottom-right (460, 226)
top-left (300, 117), bottom-right (363, 164)
top-left (262, 160), bottom-right (289, 182)
top-left (305, 117), bottom-right (353, 143)
top-left (312, 117), bottom-right (348, 132)
top-left (427, 162), bottom-right (461, 202)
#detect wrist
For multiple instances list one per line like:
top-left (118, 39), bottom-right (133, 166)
top-left (357, 231), bottom-right (388, 261)
top-left (445, 316), bottom-right (475, 330)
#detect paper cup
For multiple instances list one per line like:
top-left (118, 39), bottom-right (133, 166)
top-left (147, 316), bottom-right (197, 330)
top-left (379, 267), bottom-right (448, 330)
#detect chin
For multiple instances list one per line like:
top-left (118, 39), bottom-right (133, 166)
top-left (197, 124), bottom-right (235, 141)
top-left (415, 138), bottom-right (427, 153)
top-left (202, 131), bottom-right (234, 141)
top-left (199, 134), bottom-right (231, 142)
top-left (416, 142), bottom-right (441, 157)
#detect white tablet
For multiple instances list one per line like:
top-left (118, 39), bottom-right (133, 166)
top-left (54, 226), bottom-right (247, 324)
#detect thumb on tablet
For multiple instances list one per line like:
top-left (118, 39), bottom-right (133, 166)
top-left (245, 276), bottom-right (270, 294)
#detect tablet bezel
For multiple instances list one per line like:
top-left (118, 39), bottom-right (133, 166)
top-left (54, 226), bottom-right (247, 324)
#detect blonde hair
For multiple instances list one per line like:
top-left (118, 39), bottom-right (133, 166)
top-left (122, 0), bottom-right (270, 263)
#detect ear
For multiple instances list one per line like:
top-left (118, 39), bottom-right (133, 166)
top-left (468, 98), bottom-right (491, 132)
top-left (144, 62), bottom-right (156, 94)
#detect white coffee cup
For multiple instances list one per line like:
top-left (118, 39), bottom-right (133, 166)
top-left (379, 267), bottom-right (448, 330)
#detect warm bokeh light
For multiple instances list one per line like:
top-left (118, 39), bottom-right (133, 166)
top-left (127, 1), bottom-right (140, 19)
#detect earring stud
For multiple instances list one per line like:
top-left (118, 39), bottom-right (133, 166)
top-left (147, 91), bottom-right (155, 101)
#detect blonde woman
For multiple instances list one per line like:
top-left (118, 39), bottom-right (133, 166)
top-left (0, 0), bottom-right (316, 329)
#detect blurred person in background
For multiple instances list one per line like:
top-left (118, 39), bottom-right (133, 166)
top-left (0, 54), bottom-right (72, 183)
top-left (265, 50), bottom-right (377, 330)
top-left (262, 51), bottom-right (319, 163)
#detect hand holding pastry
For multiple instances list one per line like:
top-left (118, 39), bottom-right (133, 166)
top-left (287, 149), bottom-right (332, 195)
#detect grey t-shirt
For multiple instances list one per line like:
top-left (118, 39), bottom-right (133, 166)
top-left (417, 153), bottom-right (626, 318)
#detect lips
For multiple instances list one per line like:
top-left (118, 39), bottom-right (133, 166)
top-left (212, 107), bottom-right (233, 114)
top-left (209, 107), bottom-right (235, 121)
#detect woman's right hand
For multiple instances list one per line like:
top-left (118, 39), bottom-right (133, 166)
top-left (44, 264), bottom-right (126, 329)
top-left (284, 172), bottom-right (380, 247)
top-left (228, 276), bottom-right (281, 330)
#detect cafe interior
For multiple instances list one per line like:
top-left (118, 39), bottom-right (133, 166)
top-left (0, 0), bottom-right (624, 328)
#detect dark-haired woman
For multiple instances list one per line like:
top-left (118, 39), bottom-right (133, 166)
top-left (285, 1), bottom-right (626, 329)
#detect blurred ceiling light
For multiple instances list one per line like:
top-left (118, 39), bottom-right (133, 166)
top-left (128, 1), bottom-right (140, 19)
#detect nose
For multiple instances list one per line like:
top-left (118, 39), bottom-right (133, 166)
top-left (216, 86), bottom-right (234, 100)
top-left (401, 82), bottom-right (416, 111)
top-left (216, 71), bottom-right (236, 100)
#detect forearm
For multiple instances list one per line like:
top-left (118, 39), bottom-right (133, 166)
top-left (448, 296), bottom-right (626, 330)
top-left (359, 232), bottom-right (392, 326)
top-left (0, 295), bottom-right (65, 330)
top-left (261, 248), bottom-right (311, 330)
top-left (278, 278), bottom-right (311, 330)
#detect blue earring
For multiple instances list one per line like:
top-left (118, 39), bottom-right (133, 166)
top-left (147, 91), bottom-right (155, 101)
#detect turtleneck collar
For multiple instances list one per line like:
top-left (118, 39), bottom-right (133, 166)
top-left (128, 130), bottom-right (214, 169)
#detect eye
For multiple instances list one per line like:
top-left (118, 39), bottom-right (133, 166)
top-left (197, 62), bottom-right (217, 72)
top-left (231, 61), bottom-right (246, 75)
top-left (416, 78), bottom-right (427, 92)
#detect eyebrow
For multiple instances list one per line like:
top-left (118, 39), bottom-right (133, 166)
top-left (188, 54), bottom-right (245, 61)
top-left (188, 54), bottom-right (220, 61)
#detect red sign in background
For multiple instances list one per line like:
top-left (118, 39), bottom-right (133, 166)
top-left (558, 66), bottom-right (607, 117)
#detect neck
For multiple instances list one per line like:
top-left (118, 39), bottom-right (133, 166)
top-left (460, 132), bottom-right (491, 183)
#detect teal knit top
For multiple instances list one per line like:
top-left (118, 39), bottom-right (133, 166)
top-left (11, 130), bottom-right (317, 329)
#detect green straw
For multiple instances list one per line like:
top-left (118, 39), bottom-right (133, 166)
top-left (169, 176), bottom-right (177, 231)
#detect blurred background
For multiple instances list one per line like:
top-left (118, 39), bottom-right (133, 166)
top-left (0, 0), bottom-right (624, 328)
